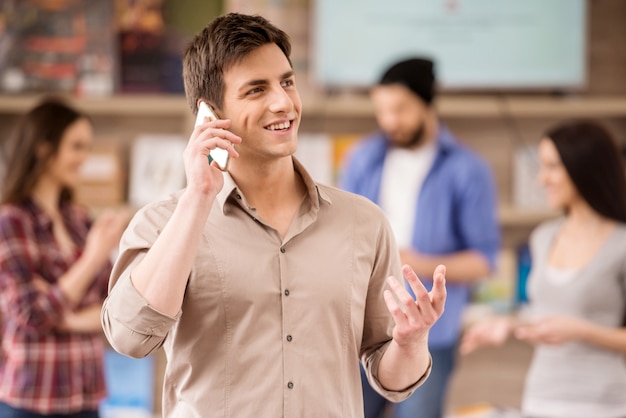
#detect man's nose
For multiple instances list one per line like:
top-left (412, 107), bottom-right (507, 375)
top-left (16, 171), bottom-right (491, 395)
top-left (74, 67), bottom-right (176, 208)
top-left (268, 86), bottom-right (294, 113)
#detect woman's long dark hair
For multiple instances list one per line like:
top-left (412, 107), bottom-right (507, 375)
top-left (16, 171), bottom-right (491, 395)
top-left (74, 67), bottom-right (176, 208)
top-left (546, 120), bottom-right (626, 223)
top-left (1, 97), bottom-right (90, 205)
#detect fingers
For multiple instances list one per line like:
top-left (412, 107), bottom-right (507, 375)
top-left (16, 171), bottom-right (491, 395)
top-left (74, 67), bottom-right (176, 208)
top-left (459, 334), bottom-right (480, 355)
top-left (94, 209), bottom-right (129, 232)
top-left (193, 117), bottom-right (229, 133)
top-left (460, 329), bottom-right (500, 354)
top-left (514, 321), bottom-right (554, 345)
top-left (110, 210), bottom-right (131, 238)
top-left (514, 323), bottom-right (539, 342)
top-left (385, 265), bottom-right (444, 326)
top-left (383, 289), bottom-right (409, 329)
top-left (402, 265), bottom-right (429, 308)
top-left (93, 209), bottom-right (116, 224)
top-left (193, 119), bottom-right (242, 146)
top-left (32, 275), bottom-right (50, 293)
top-left (218, 140), bottom-right (240, 159)
top-left (385, 275), bottom-right (419, 315)
top-left (90, 209), bottom-right (129, 256)
top-left (459, 322), bottom-right (490, 355)
top-left (402, 264), bottom-right (446, 317)
top-left (188, 125), bottom-right (241, 165)
top-left (459, 316), bottom-right (511, 355)
top-left (430, 264), bottom-right (447, 313)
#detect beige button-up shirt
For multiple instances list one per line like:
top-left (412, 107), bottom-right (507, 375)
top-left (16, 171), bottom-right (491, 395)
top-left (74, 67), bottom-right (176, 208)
top-left (102, 160), bottom-right (429, 418)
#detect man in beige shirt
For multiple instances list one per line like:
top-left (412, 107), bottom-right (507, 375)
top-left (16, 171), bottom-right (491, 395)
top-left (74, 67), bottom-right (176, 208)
top-left (101, 12), bottom-right (447, 418)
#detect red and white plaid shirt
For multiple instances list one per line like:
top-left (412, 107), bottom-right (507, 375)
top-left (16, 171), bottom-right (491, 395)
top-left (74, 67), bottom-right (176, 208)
top-left (0, 200), bottom-right (111, 414)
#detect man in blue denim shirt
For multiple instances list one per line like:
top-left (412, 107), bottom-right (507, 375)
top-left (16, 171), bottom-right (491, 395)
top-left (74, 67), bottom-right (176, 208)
top-left (339, 58), bottom-right (500, 418)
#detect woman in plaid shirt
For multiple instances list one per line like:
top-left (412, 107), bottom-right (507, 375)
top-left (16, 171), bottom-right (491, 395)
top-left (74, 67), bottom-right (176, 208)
top-left (0, 98), bottom-right (128, 417)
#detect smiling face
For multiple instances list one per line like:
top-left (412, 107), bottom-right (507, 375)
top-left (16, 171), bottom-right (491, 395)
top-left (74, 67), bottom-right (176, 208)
top-left (220, 43), bottom-right (301, 165)
top-left (538, 137), bottom-right (581, 210)
top-left (41, 117), bottom-right (93, 190)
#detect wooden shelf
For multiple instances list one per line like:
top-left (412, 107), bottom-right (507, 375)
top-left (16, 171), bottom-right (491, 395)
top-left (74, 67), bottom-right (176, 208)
top-left (498, 205), bottom-right (559, 227)
top-left (302, 95), bottom-right (504, 118)
top-left (1, 93), bottom-right (626, 119)
top-left (0, 94), bottom-right (189, 116)
top-left (501, 95), bottom-right (626, 118)
top-left (303, 94), bottom-right (626, 119)
top-left (0, 93), bottom-right (584, 229)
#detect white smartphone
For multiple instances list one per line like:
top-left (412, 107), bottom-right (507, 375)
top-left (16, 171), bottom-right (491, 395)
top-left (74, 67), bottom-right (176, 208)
top-left (195, 101), bottom-right (230, 171)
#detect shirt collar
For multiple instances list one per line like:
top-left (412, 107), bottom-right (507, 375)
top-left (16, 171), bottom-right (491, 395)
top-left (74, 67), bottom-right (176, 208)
top-left (433, 121), bottom-right (459, 153)
top-left (215, 172), bottom-right (238, 214)
top-left (215, 157), bottom-right (332, 215)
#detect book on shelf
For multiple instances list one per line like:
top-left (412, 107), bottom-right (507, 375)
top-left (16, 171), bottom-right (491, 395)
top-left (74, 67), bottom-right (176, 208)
top-left (295, 133), bottom-right (363, 187)
top-left (128, 134), bottom-right (186, 209)
top-left (117, 0), bottom-right (186, 93)
top-left (512, 145), bottom-right (549, 211)
top-left (77, 141), bottom-right (125, 210)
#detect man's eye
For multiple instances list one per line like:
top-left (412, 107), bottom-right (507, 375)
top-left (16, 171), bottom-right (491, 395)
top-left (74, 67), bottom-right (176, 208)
top-left (281, 79), bottom-right (294, 87)
top-left (247, 87), bottom-right (263, 95)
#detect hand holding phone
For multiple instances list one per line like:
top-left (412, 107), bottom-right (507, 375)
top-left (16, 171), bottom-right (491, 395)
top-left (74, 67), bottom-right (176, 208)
top-left (195, 101), bottom-right (230, 171)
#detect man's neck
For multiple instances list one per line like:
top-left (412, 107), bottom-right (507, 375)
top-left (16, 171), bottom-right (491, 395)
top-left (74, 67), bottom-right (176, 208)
top-left (408, 114), bottom-right (439, 151)
top-left (229, 156), bottom-right (304, 211)
top-left (229, 155), bottom-right (307, 239)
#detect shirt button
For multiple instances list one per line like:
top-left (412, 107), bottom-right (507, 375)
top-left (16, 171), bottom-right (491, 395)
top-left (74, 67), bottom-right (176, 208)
top-left (284, 289), bottom-right (290, 296)
top-left (280, 247), bottom-right (286, 253)
top-left (286, 335), bottom-right (292, 342)
top-left (287, 382), bottom-right (294, 389)
top-left (236, 194), bottom-right (242, 200)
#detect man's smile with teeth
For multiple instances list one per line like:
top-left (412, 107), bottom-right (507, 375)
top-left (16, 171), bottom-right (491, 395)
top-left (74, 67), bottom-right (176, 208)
top-left (266, 121), bottom-right (291, 131)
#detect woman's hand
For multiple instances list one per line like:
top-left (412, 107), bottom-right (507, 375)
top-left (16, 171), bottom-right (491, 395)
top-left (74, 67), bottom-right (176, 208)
top-left (82, 209), bottom-right (130, 268)
top-left (460, 315), bottom-right (513, 355)
top-left (514, 315), bottom-right (589, 345)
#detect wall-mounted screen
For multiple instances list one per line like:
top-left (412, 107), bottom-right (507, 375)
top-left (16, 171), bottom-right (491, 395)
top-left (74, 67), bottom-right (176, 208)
top-left (313, 0), bottom-right (586, 91)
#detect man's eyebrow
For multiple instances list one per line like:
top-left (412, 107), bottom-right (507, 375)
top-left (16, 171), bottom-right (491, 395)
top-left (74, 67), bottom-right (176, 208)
top-left (241, 71), bottom-right (295, 89)
top-left (243, 79), bottom-right (267, 88)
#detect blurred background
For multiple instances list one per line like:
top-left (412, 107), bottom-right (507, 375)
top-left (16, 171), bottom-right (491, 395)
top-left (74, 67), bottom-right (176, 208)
top-left (0, 0), bottom-right (625, 417)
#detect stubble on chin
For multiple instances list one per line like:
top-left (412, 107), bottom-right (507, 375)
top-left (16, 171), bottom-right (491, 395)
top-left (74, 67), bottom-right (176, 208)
top-left (390, 123), bottom-right (426, 149)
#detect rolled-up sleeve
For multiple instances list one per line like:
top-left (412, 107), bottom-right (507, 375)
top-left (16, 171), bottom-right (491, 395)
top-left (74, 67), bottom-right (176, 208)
top-left (101, 199), bottom-right (181, 359)
top-left (102, 268), bottom-right (178, 358)
top-left (364, 343), bottom-right (432, 402)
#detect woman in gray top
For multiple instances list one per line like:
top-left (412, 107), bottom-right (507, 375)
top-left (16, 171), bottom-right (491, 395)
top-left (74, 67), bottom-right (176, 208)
top-left (461, 120), bottom-right (626, 418)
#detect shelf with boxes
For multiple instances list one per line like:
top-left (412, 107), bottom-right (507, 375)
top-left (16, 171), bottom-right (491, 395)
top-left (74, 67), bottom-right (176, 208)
top-left (1, 92), bottom-right (623, 229)
top-left (0, 94), bottom-right (190, 116)
top-left (2, 93), bottom-right (626, 118)
top-left (302, 93), bottom-right (626, 119)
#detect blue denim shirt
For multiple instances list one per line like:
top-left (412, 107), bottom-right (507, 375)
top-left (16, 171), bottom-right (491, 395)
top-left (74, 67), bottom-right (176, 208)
top-left (339, 124), bottom-right (500, 347)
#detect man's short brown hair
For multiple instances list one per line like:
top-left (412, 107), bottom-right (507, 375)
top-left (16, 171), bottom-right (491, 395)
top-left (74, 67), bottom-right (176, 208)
top-left (182, 13), bottom-right (292, 114)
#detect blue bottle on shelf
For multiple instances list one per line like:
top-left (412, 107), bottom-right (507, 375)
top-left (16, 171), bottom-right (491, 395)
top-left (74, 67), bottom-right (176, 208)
top-left (516, 243), bottom-right (531, 305)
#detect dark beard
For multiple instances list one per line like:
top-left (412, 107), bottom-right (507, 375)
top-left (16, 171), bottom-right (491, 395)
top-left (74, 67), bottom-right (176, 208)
top-left (395, 122), bottom-right (426, 149)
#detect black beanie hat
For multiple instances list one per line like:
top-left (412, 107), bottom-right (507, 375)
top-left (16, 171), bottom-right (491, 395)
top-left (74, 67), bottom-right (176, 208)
top-left (378, 57), bottom-right (436, 105)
